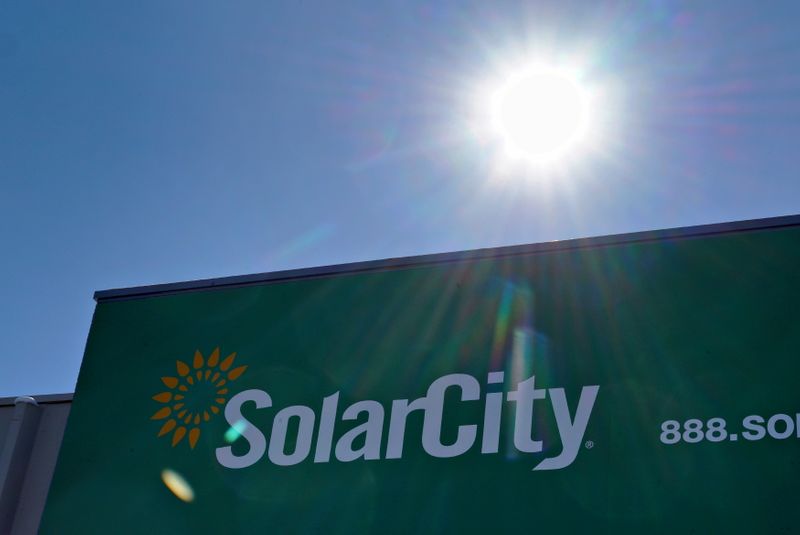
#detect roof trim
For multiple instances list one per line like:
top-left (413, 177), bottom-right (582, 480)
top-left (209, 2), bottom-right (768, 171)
top-left (0, 393), bottom-right (73, 406)
top-left (95, 213), bottom-right (800, 303)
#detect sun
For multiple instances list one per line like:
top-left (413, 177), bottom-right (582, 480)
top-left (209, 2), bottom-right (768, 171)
top-left (470, 61), bottom-right (601, 171)
top-left (151, 347), bottom-right (247, 449)
top-left (490, 64), bottom-right (590, 163)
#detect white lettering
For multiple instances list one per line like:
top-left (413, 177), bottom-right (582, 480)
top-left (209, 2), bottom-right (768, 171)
top-left (533, 385), bottom-right (599, 471)
top-left (507, 376), bottom-right (546, 453)
top-left (481, 372), bottom-right (505, 454)
top-left (385, 397), bottom-right (427, 459)
top-left (216, 389), bottom-right (271, 469)
top-left (742, 414), bottom-right (766, 440)
top-left (335, 400), bottom-right (385, 461)
top-left (268, 405), bottom-right (315, 466)
top-left (217, 373), bottom-right (599, 472)
top-left (313, 392), bottom-right (339, 463)
top-left (422, 374), bottom-right (479, 458)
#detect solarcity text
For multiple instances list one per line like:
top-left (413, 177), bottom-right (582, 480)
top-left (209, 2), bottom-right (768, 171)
top-left (216, 372), bottom-right (599, 472)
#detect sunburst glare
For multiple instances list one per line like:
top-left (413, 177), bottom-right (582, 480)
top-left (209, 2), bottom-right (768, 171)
top-left (468, 57), bottom-right (609, 176)
top-left (491, 65), bottom-right (590, 163)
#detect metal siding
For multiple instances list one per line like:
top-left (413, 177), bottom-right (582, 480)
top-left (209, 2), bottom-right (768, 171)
top-left (0, 399), bottom-right (72, 534)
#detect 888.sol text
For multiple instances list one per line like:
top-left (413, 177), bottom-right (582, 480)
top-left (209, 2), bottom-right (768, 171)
top-left (660, 413), bottom-right (800, 445)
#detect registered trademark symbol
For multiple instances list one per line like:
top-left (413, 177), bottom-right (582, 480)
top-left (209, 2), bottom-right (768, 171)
top-left (584, 440), bottom-right (594, 449)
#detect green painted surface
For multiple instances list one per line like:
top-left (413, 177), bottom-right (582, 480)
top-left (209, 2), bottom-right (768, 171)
top-left (41, 225), bottom-right (800, 533)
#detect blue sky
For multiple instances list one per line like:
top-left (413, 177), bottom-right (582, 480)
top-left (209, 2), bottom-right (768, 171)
top-left (2, 1), bottom-right (799, 397)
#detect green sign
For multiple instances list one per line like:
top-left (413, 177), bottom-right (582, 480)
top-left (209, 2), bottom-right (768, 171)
top-left (41, 219), bottom-right (800, 533)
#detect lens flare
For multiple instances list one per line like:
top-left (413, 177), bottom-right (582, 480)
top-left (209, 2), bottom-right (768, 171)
top-left (224, 419), bottom-right (248, 443)
top-left (161, 468), bottom-right (195, 503)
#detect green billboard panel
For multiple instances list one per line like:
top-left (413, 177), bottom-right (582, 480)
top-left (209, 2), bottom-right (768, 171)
top-left (41, 217), bottom-right (800, 533)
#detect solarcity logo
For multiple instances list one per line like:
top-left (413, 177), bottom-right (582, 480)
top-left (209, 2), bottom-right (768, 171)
top-left (150, 348), bottom-right (248, 449)
top-left (152, 348), bottom-right (600, 471)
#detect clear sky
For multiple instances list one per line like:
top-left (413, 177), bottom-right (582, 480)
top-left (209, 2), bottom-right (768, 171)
top-left (2, 1), bottom-right (799, 397)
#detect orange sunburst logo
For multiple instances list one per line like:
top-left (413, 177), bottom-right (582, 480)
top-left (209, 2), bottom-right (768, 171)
top-left (150, 347), bottom-right (247, 449)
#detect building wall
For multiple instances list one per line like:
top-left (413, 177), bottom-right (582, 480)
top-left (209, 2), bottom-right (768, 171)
top-left (0, 394), bottom-right (72, 534)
